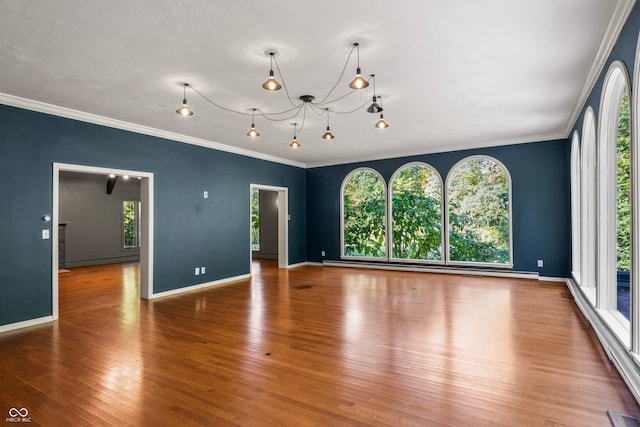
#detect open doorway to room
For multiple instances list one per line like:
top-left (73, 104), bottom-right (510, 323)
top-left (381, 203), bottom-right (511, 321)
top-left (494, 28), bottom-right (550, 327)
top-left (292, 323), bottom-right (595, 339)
top-left (52, 163), bottom-right (154, 320)
top-left (249, 184), bottom-right (288, 273)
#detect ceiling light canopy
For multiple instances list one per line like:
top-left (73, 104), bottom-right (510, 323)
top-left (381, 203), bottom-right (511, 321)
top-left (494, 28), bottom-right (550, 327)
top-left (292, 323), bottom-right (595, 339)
top-left (176, 43), bottom-right (388, 148)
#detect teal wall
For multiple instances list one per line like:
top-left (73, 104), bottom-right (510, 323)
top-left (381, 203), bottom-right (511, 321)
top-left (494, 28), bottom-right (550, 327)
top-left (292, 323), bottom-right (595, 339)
top-left (0, 105), bottom-right (306, 326)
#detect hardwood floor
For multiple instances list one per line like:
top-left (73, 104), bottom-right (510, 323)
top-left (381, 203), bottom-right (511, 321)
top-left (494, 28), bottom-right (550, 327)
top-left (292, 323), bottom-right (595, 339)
top-left (0, 260), bottom-right (638, 426)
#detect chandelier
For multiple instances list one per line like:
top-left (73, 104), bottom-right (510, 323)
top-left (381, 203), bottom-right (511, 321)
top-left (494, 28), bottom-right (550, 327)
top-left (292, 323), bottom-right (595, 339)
top-left (175, 43), bottom-right (388, 149)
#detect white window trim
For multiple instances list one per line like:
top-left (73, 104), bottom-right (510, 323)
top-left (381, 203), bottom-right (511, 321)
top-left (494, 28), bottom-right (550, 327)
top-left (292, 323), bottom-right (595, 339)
top-left (340, 167), bottom-right (389, 261)
top-left (597, 60), bottom-right (631, 326)
top-left (581, 107), bottom-right (597, 304)
top-left (388, 161), bottom-right (445, 265)
top-left (444, 155), bottom-right (514, 268)
top-left (571, 131), bottom-right (581, 284)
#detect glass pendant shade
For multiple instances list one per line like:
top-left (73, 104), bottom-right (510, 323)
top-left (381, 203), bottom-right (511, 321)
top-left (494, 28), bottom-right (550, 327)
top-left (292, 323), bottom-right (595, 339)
top-left (375, 113), bottom-right (389, 129)
top-left (290, 137), bottom-right (301, 148)
top-left (349, 68), bottom-right (369, 90)
top-left (262, 70), bottom-right (282, 91)
top-left (322, 127), bottom-right (335, 140)
top-left (247, 126), bottom-right (260, 137)
top-left (176, 101), bottom-right (193, 116)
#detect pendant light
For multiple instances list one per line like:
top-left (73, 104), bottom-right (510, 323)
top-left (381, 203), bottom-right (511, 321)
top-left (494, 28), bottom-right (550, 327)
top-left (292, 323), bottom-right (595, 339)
top-left (176, 83), bottom-right (194, 116)
top-left (349, 43), bottom-right (369, 90)
top-left (322, 108), bottom-right (335, 140)
top-left (262, 52), bottom-right (282, 91)
top-left (366, 74), bottom-right (383, 113)
top-left (375, 96), bottom-right (389, 128)
top-left (290, 124), bottom-right (301, 148)
top-left (246, 108), bottom-right (260, 137)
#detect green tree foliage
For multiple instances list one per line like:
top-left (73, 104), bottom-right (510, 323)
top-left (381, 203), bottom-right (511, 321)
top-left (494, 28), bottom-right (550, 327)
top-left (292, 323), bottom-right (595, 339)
top-left (343, 170), bottom-right (386, 257)
top-left (617, 89), bottom-right (631, 271)
top-left (123, 201), bottom-right (138, 248)
top-left (251, 188), bottom-right (260, 250)
top-left (391, 165), bottom-right (442, 260)
top-left (448, 159), bottom-right (510, 264)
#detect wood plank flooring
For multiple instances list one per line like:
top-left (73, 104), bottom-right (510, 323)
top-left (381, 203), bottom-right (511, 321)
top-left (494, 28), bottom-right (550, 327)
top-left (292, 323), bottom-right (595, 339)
top-left (0, 260), bottom-right (638, 426)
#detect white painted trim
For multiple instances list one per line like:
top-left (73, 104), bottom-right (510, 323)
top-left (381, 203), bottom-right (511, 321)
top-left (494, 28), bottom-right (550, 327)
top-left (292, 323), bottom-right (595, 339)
top-left (323, 260), bottom-right (538, 280)
top-left (538, 276), bottom-right (569, 283)
top-left (563, 0), bottom-right (636, 139)
top-left (340, 167), bottom-right (388, 260)
top-left (387, 162), bottom-right (444, 262)
top-left (597, 61), bottom-right (631, 311)
top-left (581, 107), bottom-right (597, 297)
top-left (287, 261), bottom-right (314, 268)
top-left (53, 163), bottom-right (154, 317)
top-left (303, 262), bottom-right (324, 267)
top-left (444, 155), bottom-right (514, 267)
top-left (632, 30), bottom-right (640, 353)
top-left (570, 131), bottom-right (582, 280)
top-left (0, 93), bottom-right (306, 169)
top-left (152, 274), bottom-right (250, 299)
top-left (249, 184), bottom-right (289, 270)
top-left (566, 277), bottom-right (640, 405)
top-left (0, 316), bottom-right (54, 334)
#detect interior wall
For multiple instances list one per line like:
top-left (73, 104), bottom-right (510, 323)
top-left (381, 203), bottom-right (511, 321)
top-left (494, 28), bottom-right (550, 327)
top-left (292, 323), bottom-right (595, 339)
top-left (0, 107), bottom-right (307, 327)
top-left (306, 139), bottom-right (571, 278)
top-left (253, 190), bottom-right (278, 259)
top-left (59, 171), bottom-right (141, 268)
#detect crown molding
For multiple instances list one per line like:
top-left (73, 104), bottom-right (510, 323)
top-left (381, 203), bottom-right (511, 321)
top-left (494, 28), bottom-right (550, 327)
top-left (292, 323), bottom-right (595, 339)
top-left (563, 0), bottom-right (636, 137)
top-left (0, 93), bottom-right (307, 169)
top-left (305, 131), bottom-right (566, 168)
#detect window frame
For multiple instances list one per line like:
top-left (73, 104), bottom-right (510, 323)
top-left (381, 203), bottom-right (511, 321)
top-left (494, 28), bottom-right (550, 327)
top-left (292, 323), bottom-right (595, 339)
top-left (571, 131), bottom-right (582, 283)
top-left (388, 161), bottom-right (444, 264)
top-left (122, 200), bottom-right (141, 250)
top-left (340, 167), bottom-right (389, 261)
top-left (581, 107), bottom-right (598, 303)
top-left (597, 60), bottom-right (631, 341)
top-left (444, 155), bottom-right (514, 269)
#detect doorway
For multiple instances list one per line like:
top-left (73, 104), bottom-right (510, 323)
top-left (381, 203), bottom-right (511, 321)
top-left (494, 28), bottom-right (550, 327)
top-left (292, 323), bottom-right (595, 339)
top-left (249, 184), bottom-right (288, 271)
top-left (52, 163), bottom-right (154, 320)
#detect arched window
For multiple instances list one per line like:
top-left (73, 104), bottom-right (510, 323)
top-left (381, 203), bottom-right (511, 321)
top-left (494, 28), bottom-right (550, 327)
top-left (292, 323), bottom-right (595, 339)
top-left (389, 163), bottom-right (443, 262)
top-left (570, 131), bottom-right (581, 282)
top-left (446, 156), bottom-right (512, 266)
top-left (598, 61), bottom-right (631, 333)
top-left (581, 107), bottom-right (597, 302)
top-left (341, 168), bottom-right (387, 259)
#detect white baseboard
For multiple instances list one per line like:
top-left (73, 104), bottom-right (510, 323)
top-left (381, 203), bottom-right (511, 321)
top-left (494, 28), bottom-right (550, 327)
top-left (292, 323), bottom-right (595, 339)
top-left (538, 276), bottom-right (569, 283)
top-left (0, 316), bottom-right (54, 334)
top-left (152, 273), bottom-right (250, 299)
top-left (323, 260), bottom-right (541, 280)
top-left (286, 261), bottom-right (321, 268)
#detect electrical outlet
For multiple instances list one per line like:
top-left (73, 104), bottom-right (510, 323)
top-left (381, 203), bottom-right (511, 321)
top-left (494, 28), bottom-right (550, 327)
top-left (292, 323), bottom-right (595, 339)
top-left (321, 251), bottom-right (326, 257)
top-left (42, 229), bottom-right (50, 240)
top-left (201, 266), bottom-right (206, 274)
top-left (195, 267), bottom-right (200, 275)
top-left (537, 260), bottom-right (544, 268)
top-left (203, 191), bottom-right (208, 199)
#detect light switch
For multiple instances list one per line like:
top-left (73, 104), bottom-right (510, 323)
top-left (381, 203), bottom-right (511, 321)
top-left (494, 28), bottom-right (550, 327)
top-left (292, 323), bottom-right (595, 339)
top-left (203, 191), bottom-right (208, 199)
top-left (42, 229), bottom-right (50, 239)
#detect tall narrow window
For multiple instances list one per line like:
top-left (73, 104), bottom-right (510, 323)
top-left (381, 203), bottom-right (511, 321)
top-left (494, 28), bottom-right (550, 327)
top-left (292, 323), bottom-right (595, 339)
top-left (616, 88), bottom-right (631, 320)
top-left (447, 157), bottom-right (511, 266)
top-left (341, 168), bottom-right (387, 259)
top-left (123, 201), bottom-right (141, 249)
top-left (390, 163), bottom-right (443, 261)
top-left (570, 132), bottom-right (581, 282)
top-left (251, 188), bottom-right (260, 251)
top-left (581, 108), bottom-right (597, 301)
